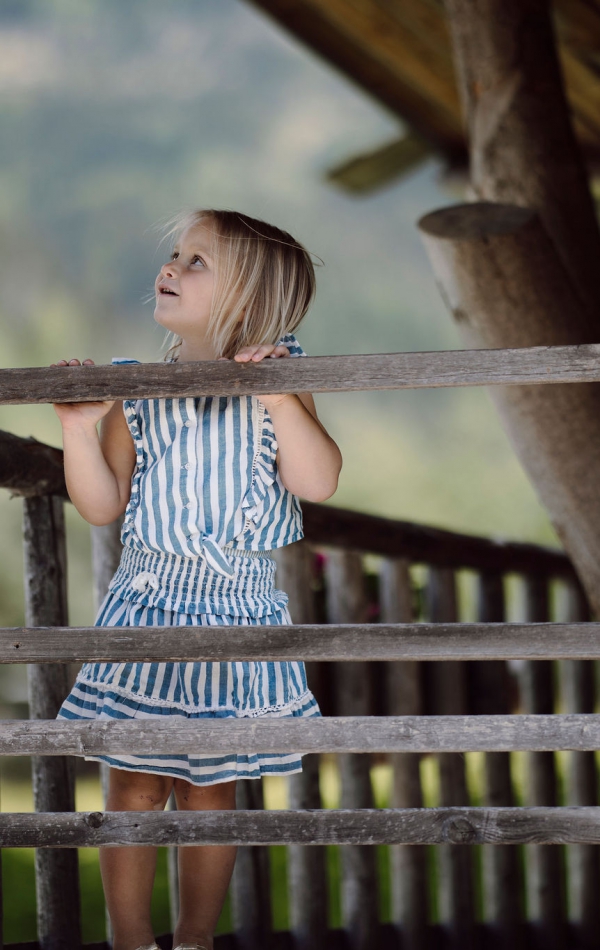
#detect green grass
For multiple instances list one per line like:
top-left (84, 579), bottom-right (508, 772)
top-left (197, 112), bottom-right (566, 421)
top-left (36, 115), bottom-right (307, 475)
top-left (1, 750), bottom-right (584, 940)
top-left (0, 761), bottom-right (396, 941)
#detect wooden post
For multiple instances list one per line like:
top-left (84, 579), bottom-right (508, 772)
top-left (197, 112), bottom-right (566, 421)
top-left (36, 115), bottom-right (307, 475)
top-left (520, 575), bottom-right (566, 949)
top-left (325, 549), bottom-right (379, 950)
top-left (90, 519), bottom-right (124, 943)
top-left (560, 581), bottom-right (599, 950)
top-left (23, 496), bottom-right (81, 950)
top-left (419, 202), bottom-right (600, 618)
top-left (231, 778), bottom-right (272, 950)
top-left (379, 557), bottom-right (427, 950)
top-left (274, 542), bottom-right (327, 950)
top-left (443, 0), bottom-right (600, 319)
top-left (474, 572), bottom-right (524, 949)
top-left (426, 566), bottom-right (475, 950)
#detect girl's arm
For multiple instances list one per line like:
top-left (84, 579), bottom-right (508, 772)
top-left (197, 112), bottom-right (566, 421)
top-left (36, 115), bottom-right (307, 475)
top-left (233, 345), bottom-right (342, 502)
top-left (52, 359), bottom-right (136, 525)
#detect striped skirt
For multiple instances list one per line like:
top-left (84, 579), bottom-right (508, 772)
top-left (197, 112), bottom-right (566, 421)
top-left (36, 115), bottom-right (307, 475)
top-left (58, 592), bottom-right (320, 786)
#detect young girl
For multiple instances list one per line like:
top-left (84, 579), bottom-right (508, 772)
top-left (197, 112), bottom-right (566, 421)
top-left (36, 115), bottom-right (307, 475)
top-left (53, 209), bottom-right (342, 950)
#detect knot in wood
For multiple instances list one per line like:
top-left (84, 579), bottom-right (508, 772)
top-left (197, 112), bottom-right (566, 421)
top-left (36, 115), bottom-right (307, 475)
top-left (443, 815), bottom-right (477, 844)
top-left (86, 812), bottom-right (105, 829)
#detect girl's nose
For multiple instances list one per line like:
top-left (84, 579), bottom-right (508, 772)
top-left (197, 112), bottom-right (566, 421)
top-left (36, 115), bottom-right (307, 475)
top-left (160, 260), bottom-right (177, 278)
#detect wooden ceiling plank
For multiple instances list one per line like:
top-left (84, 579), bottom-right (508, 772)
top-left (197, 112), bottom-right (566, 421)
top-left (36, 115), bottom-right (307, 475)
top-left (300, 0), bottom-right (461, 115)
top-left (246, 0), bottom-right (465, 155)
top-left (355, 0), bottom-right (455, 61)
top-left (554, 0), bottom-right (600, 52)
top-left (559, 50), bottom-right (600, 147)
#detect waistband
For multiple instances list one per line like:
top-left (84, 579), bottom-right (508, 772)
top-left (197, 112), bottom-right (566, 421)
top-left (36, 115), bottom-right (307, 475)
top-left (107, 544), bottom-right (287, 618)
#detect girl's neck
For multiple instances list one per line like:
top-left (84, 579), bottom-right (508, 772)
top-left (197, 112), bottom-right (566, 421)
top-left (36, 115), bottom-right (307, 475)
top-left (177, 338), bottom-right (219, 362)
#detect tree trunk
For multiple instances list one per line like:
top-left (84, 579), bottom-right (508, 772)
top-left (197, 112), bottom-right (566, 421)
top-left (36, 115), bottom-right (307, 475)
top-left (419, 202), bottom-right (600, 616)
top-left (443, 0), bottom-right (600, 319)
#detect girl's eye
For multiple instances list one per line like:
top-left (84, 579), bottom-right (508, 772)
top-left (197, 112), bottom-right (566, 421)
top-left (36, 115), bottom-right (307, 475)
top-left (170, 251), bottom-right (179, 261)
top-left (192, 255), bottom-right (205, 266)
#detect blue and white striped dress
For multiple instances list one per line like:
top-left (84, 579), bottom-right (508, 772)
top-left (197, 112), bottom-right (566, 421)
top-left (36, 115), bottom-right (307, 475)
top-left (58, 333), bottom-right (321, 786)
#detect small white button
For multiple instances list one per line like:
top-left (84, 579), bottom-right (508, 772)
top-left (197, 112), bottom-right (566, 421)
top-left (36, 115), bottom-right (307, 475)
top-left (184, 463), bottom-right (190, 470)
top-left (184, 421), bottom-right (192, 427)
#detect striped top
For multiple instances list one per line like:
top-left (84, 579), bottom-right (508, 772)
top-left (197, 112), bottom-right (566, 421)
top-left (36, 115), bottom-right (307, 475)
top-left (110, 333), bottom-right (307, 607)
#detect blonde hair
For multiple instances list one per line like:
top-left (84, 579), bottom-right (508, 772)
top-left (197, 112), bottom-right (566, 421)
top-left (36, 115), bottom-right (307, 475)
top-left (160, 209), bottom-right (318, 360)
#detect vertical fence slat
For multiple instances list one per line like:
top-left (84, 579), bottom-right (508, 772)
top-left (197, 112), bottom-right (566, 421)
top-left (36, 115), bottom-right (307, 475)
top-left (326, 549), bottom-right (379, 950)
top-left (474, 571), bottom-right (524, 949)
top-left (231, 778), bottom-right (273, 950)
top-left (24, 495), bottom-right (81, 950)
top-left (275, 542), bottom-right (328, 950)
top-left (90, 519), bottom-right (124, 944)
top-left (427, 566), bottom-right (475, 950)
top-left (560, 581), bottom-right (599, 950)
top-left (379, 557), bottom-right (427, 950)
top-left (521, 575), bottom-right (566, 949)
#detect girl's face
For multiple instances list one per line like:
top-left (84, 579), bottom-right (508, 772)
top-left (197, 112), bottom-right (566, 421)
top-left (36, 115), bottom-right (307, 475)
top-left (154, 224), bottom-right (216, 347)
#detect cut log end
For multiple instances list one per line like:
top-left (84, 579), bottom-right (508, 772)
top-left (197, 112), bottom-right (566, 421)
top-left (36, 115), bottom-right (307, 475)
top-left (418, 202), bottom-right (535, 241)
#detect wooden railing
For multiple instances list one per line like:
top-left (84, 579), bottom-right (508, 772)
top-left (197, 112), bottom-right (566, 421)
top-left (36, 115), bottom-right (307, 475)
top-left (1, 344), bottom-right (599, 950)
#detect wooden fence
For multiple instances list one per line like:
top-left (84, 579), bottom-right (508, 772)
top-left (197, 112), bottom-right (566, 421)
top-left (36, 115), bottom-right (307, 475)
top-left (1, 344), bottom-right (599, 950)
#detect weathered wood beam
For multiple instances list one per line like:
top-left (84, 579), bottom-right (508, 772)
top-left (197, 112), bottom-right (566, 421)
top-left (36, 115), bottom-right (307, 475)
top-left (0, 432), bottom-right (577, 575)
top-left (419, 202), bottom-right (600, 616)
top-left (6, 807), bottom-right (600, 848)
top-left (444, 0), bottom-right (600, 317)
top-left (326, 549), bottom-right (379, 950)
top-left (23, 496), bottom-right (81, 949)
top-left (0, 430), bottom-right (67, 498)
top-left (3, 622), bottom-right (600, 663)
top-left (246, 0), bottom-right (464, 158)
top-left (3, 715), bottom-right (600, 756)
top-left (4, 345), bottom-right (600, 404)
top-left (302, 502), bottom-right (575, 575)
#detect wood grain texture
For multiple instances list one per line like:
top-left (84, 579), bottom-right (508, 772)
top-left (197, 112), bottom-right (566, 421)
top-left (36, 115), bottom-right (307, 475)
top-left (3, 345), bottom-right (600, 405)
top-left (419, 202), bottom-right (600, 617)
top-left (276, 542), bottom-right (328, 950)
top-left (0, 430), bottom-right (67, 498)
top-left (326, 549), bottom-right (380, 950)
top-left (302, 501), bottom-right (576, 576)
top-left (474, 571), bottom-right (524, 948)
top-left (5, 621), bottom-right (600, 662)
top-left (4, 714), bottom-right (600, 755)
top-left (380, 558), bottom-right (428, 950)
top-left (23, 496), bottom-right (81, 950)
top-left (426, 567), bottom-right (475, 949)
top-left (0, 428), bottom-right (577, 577)
top-left (231, 779), bottom-right (272, 950)
top-left (520, 576), bottom-right (566, 946)
top-left (5, 807), bottom-right (600, 848)
top-left (560, 582), bottom-right (600, 950)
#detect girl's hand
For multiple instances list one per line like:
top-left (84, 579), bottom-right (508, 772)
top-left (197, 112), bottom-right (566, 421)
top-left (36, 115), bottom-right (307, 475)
top-left (227, 344), bottom-right (291, 410)
top-left (51, 358), bottom-right (115, 429)
top-left (233, 344), bottom-right (291, 363)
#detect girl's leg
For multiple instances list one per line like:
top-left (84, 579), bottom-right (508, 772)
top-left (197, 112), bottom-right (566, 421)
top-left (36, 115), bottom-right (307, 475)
top-left (100, 767), bottom-right (174, 950)
top-left (172, 777), bottom-right (238, 949)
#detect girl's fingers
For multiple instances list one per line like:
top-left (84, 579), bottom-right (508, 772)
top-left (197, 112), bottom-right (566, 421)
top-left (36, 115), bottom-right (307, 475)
top-left (235, 345), bottom-right (291, 362)
top-left (233, 347), bottom-right (260, 362)
top-left (51, 358), bottom-right (95, 367)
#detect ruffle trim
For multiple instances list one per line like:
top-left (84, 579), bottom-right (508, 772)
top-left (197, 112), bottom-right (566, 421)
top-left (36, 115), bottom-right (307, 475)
top-left (71, 674), bottom-right (319, 719)
top-left (78, 757), bottom-right (304, 787)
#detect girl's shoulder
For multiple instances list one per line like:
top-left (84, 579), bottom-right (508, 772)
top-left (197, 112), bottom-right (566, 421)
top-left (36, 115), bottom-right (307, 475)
top-left (275, 332), bottom-right (308, 358)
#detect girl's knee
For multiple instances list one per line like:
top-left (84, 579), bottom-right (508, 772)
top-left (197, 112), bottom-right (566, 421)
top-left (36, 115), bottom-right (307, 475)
top-left (107, 768), bottom-right (174, 811)
top-left (173, 777), bottom-right (237, 810)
